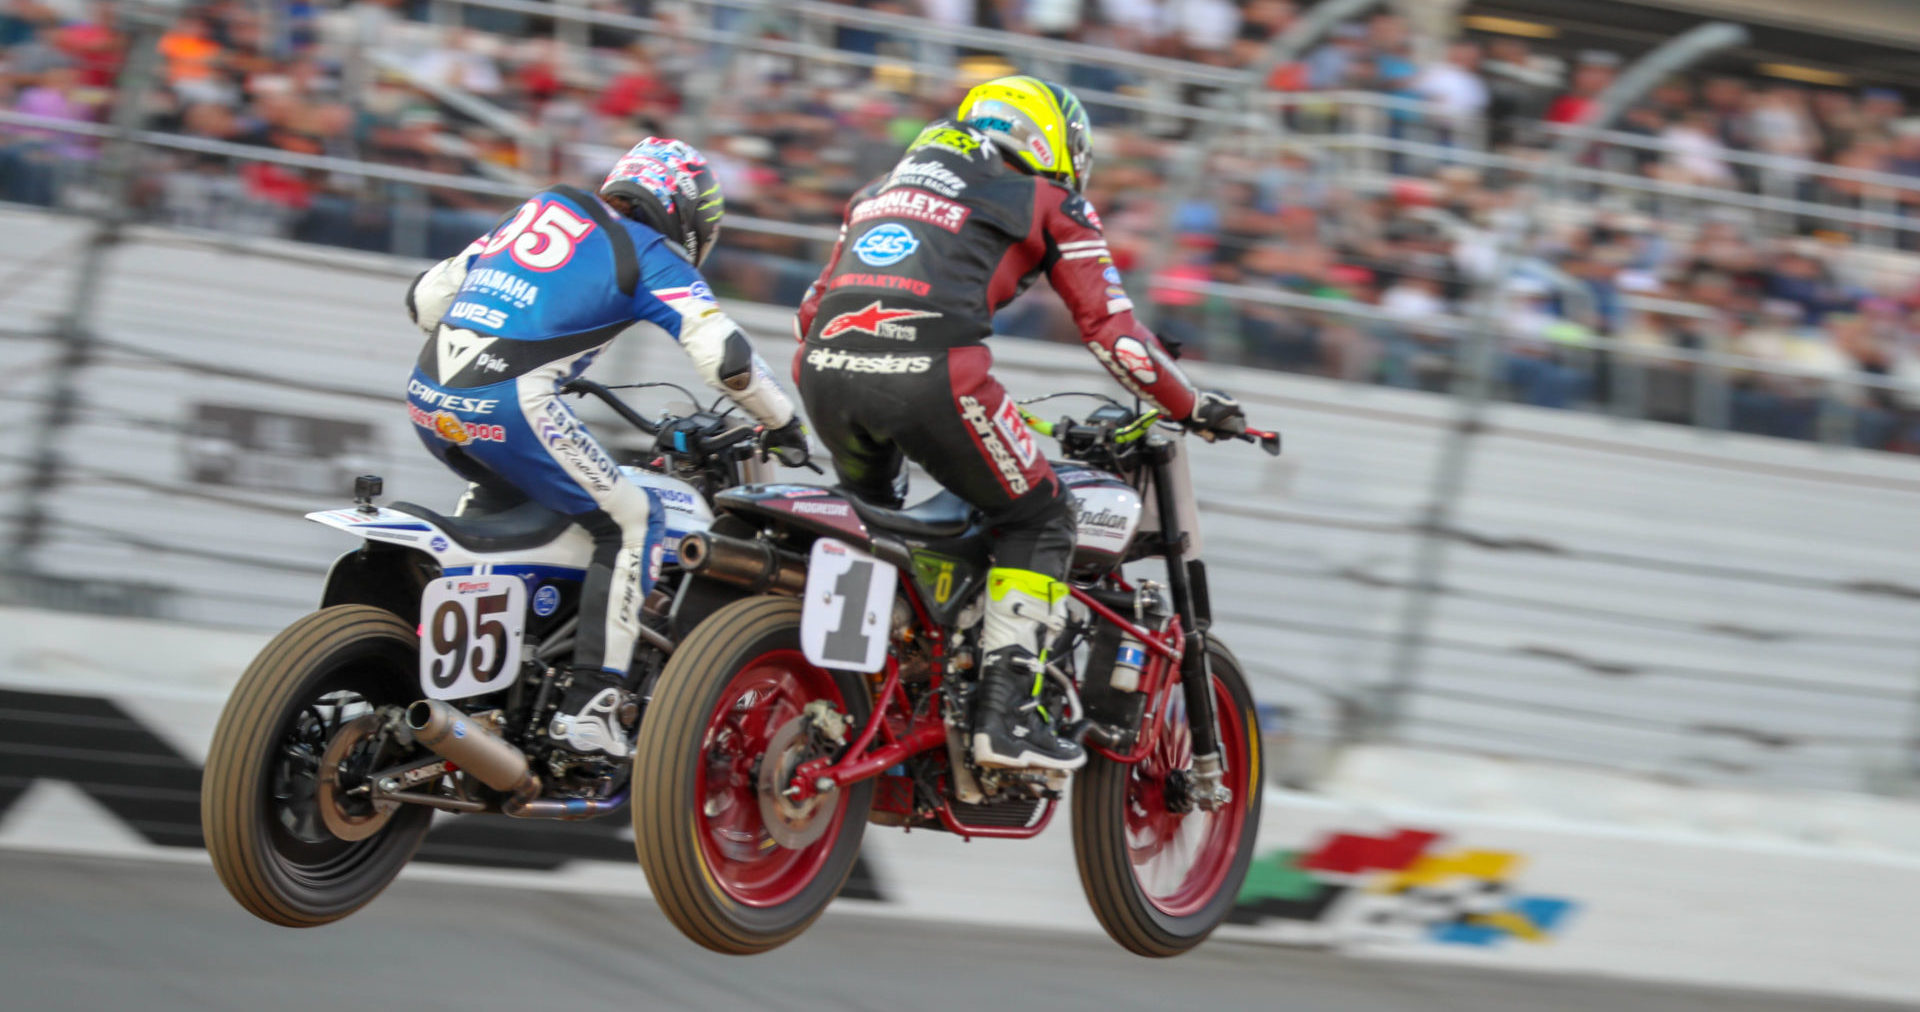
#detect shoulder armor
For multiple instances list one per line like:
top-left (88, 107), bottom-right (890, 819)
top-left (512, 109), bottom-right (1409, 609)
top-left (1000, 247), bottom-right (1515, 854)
top-left (1058, 191), bottom-right (1105, 233)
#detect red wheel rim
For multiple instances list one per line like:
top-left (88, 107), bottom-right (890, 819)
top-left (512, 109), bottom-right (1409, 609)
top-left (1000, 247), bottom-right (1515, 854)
top-left (1123, 676), bottom-right (1252, 918)
top-left (694, 649), bottom-right (848, 908)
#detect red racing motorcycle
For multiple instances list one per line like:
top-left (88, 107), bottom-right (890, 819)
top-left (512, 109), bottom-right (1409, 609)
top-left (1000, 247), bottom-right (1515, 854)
top-left (630, 398), bottom-right (1280, 955)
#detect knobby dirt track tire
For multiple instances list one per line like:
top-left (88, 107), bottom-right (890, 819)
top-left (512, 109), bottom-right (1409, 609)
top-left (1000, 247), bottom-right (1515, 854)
top-left (632, 595), bottom-right (874, 955)
top-left (1071, 640), bottom-right (1263, 957)
top-left (201, 605), bottom-right (432, 928)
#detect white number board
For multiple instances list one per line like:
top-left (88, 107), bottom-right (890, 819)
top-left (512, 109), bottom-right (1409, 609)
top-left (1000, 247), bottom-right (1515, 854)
top-left (800, 539), bottom-right (897, 673)
top-left (419, 576), bottom-right (527, 700)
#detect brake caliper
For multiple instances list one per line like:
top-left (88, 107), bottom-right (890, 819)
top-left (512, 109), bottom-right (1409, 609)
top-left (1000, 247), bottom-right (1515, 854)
top-left (802, 699), bottom-right (850, 746)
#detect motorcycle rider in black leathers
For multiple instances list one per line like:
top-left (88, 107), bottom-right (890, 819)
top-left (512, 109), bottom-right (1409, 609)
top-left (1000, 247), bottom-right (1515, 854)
top-left (794, 76), bottom-right (1247, 770)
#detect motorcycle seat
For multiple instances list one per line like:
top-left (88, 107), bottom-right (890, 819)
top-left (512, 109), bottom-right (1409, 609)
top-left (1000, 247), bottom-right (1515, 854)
top-left (842, 488), bottom-right (977, 539)
top-left (390, 499), bottom-right (576, 553)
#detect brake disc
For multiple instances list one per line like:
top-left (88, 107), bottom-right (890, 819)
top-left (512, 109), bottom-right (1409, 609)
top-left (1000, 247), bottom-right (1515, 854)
top-left (316, 713), bottom-right (401, 841)
top-left (756, 715), bottom-right (838, 850)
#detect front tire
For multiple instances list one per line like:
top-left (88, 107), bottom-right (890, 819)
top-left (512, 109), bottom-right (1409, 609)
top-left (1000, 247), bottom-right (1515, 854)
top-left (632, 595), bottom-right (874, 954)
top-left (202, 605), bottom-right (433, 927)
top-left (1072, 639), bottom-right (1263, 956)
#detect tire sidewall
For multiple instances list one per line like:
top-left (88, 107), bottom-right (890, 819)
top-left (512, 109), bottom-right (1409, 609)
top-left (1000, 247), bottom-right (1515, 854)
top-left (205, 605), bottom-right (431, 924)
top-left (643, 597), bottom-right (875, 944)
top-left (1075, 640), bottom-right (1264, 950)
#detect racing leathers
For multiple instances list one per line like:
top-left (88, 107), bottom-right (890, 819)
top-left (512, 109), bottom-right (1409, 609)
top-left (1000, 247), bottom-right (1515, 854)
top-left (793, 121), bottom-right (1203, 770)
top-left (407, 184), bottom-right (794, 756)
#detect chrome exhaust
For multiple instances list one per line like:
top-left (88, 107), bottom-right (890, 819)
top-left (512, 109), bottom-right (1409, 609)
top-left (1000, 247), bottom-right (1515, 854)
top-left (678, 530), bottom-right (807, 594)
top-left (406, 699), bottom-right (540, 810)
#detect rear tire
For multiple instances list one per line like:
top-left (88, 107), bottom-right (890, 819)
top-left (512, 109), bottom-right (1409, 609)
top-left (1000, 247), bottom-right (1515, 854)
top-left (1072, 639), bottom-right (1262, 956)
top-left (202, 605), bottom-right (432, 927)
top-left (632, 595), bottom-right (874, 954)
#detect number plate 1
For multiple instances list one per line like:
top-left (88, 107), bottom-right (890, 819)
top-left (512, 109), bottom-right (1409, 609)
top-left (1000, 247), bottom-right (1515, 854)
top-left (800, 539), bottom-right (897, 673)
top-left (419, 576), bottom-right (527, 700)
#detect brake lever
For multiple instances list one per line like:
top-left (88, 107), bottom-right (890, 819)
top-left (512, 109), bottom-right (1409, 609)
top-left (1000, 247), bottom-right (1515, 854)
top-left (1240, 427), bottom-right (1283, 457)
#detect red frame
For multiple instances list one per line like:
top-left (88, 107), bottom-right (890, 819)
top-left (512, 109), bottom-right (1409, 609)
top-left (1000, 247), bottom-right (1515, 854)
top-left (783, 572), bottom-right (1186, 839)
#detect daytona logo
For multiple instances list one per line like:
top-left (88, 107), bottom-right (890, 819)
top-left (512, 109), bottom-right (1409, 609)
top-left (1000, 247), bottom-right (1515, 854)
top-left (850, 189), bottom-right (971, 233)
top-left (820, 301), bottom-right (938, 341)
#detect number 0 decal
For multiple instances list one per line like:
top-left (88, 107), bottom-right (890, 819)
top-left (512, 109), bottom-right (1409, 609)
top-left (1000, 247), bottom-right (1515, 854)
top-left (419, 576), bottom-right (527, 700)
top-left (800, 539), bottom-right (897, 673)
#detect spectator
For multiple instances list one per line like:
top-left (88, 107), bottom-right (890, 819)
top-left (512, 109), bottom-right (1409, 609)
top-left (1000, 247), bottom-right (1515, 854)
top-left (1414, 40), bottom-right (1487, 121)
top-left (1544, 49), bottom-right (1618, 126)
top-left (1304, 23), bottom-right (1366, 91)
top-left (1660, 110), bottom-right (1736, 187)
top-left (1479, 36), bottom-right (1556, 147)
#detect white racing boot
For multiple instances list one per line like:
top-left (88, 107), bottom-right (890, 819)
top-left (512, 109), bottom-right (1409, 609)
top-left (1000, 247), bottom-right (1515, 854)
top-left (970, 568), bottom-right (1084, 771)
top-left (547, 679), bottom-right (633, 759)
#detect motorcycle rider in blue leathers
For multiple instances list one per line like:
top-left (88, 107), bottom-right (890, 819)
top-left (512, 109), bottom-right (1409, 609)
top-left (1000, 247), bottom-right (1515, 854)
top-left (403, 137), bottom-right (808, 759)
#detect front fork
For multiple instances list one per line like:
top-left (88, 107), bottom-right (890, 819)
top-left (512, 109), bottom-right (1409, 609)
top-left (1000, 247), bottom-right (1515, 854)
top-left (1149, 439), bottom-right (1231, 812)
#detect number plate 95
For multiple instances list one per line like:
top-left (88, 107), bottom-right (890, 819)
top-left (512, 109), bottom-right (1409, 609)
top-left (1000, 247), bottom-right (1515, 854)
top-left (419, 576), bottom-right (527, 700)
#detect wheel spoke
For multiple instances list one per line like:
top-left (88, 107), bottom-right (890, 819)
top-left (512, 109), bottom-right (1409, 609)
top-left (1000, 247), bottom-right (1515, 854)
top-left (1120, 673), bottom-right (1253, 919)
top-left (694, 649), bottom-right (848, 909)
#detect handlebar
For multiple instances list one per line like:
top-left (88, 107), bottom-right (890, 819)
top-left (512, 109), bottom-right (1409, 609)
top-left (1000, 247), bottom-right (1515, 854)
top-left (1020, 405), bottom-right (1281, 458)
top-left (561, 378), bottom-right (660, 436)
top-left (562, 378), bottom-right (821, 472)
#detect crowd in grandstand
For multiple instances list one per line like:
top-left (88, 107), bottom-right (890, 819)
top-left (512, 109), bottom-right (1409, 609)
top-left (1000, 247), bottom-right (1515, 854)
top-left (4, 0), bottom-right (1920, 449)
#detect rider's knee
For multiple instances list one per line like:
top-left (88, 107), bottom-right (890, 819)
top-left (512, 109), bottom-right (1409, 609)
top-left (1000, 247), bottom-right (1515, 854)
top-left (985, 478), bottom-right (1073, 535)
top-left (578, 484), bottom-right (655, 547)
top-left (983, 479), bottom-right (1075, 575)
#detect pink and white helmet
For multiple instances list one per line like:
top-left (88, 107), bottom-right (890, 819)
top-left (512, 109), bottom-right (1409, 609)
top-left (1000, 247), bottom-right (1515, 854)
top-left (600, 137), bottom-right (724, 266)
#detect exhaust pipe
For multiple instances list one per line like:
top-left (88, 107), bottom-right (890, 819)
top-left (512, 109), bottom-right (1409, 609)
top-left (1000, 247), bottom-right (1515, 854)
top-left (678, 531), bottom-right (807, 594)
top-left (406, 700), bottom-right (540, 810)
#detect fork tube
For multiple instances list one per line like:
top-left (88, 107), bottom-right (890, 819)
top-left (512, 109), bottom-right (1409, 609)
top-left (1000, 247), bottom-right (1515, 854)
top-left (1149, 443), bottom-right (1220, 761)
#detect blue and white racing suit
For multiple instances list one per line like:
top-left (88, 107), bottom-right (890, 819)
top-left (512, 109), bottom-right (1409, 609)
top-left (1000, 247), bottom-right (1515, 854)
top-left (404, 184), bottom-right (794, 676)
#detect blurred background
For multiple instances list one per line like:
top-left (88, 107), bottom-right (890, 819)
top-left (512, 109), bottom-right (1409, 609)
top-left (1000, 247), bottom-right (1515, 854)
top-left (2, 1), bottom-right (1920, 1009)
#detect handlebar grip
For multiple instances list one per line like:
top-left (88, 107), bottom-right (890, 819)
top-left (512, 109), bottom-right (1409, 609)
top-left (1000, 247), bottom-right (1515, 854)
top-left (700, 423), bottom-right (759, 453)
top-left (1241, 427), bottom-right (1282, 457)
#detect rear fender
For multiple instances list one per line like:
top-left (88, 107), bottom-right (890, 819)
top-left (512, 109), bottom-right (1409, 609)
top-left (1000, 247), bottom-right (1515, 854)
top-left (320, 543), bottom-right (441, 627)
top-left (667, 513), bottom-right (770, 640)
top-left (666, 573), bottom-right (752, 642)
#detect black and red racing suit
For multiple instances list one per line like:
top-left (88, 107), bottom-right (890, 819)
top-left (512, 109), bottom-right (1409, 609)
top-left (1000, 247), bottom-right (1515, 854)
top-left (793, 119), bottom-right (1200, 576)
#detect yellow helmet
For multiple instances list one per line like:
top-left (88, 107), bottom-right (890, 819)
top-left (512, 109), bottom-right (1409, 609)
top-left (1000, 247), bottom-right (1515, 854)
top-left (957, 75), bottom-right (1094, 192)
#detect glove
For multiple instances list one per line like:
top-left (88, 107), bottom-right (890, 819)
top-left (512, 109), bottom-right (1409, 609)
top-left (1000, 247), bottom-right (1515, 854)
top-left (761, 417), bottom-right (811, 468)
top-left (1186, 390), bottom-right (1246, 442)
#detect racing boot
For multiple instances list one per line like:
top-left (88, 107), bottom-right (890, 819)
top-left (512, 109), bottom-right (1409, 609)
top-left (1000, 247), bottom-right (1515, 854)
top-left (970, 568), bottom-right (1084, 771)
top-left (546, 667), bottom-right (634, 759)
